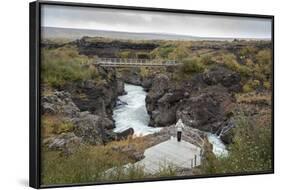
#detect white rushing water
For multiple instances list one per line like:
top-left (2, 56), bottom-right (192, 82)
top-left (207, 133), bottom-right (228, 157)
top-left (113, 83), bottom-right (162, 136)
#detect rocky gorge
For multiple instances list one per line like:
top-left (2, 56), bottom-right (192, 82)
top-left (42, 63), bottom-right (241, 156)
top-left (114, 65), bottom-right (241, 144)
top-left (41, 67), bottom-right (129, 154)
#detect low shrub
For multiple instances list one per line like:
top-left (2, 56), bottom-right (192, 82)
top-left (253, 49), bottom-right (272, 81)
top-left (179, 58), bottom-right (205, 75)
top-left (242, 79), bottom-right (260, 93)
top-left (41, 47), bottom-right (99, 87)
top-left (263, 81), bottom-right (271, 90)
top-left (221, 54), bottom-right (250, 77)
top-left (201, 54), bottom-right (215, 65)
top-left (168, 45), bottom-right (191, 61)
top-left (41, 144), bottom-right (132, 185)
top-left (239, 46), bottom-right (258, 57)
top-left (139, 67), bottom-right (150, 78)
top-left (118, 51), bottom-right (136, 59)
top-left (150, 44), bottom-right (175, 59)
top-left (201, 113), bottom-right (272, 174)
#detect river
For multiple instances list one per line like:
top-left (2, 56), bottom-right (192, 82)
top-left (113, 83), bottom-right (162, 136)
top-left (113, 83), bottom-right (227, 157)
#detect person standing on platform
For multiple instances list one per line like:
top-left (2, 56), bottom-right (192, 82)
top-left (175, 119), bottom-right (184, 142)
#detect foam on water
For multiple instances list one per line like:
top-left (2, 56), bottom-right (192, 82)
top-left (207, 133), bottom-right (228, 157)
top-left (113, 83), bottom-right (162, 136)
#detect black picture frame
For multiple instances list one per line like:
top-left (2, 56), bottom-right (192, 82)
top-left (29, 1), bottom-right (274, 188)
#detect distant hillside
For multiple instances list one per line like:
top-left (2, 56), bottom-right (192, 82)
top-left (42, 27), bottom-right (238, 41)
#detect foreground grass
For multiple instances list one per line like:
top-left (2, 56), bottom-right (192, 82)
top-left (201, 111), bottom-right (272, 174)
top-left (41, 136), bottom-right (177, 185)
top-left (41, 145), bottom-right (131, 185)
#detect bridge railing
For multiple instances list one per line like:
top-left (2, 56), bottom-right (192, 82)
top-left (96, 58), bottom-right (178, 65)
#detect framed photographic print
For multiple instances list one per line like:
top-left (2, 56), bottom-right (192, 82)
top-left (29, 0), bottom-right (274, 188)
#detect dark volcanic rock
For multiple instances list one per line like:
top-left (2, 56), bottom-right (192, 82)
top-left (176, 86), bottom-right (234, 133)
top-left (65, 67), bottom-right (121, 118)
top-left (144, 68), bottom-right (237, 134)
top-left (146, 74), bottom-right (170, 114)
top-left (141, 77), bottom-right (153, 91)
top-left (73, 113), bottom-right (108, 145)
top-left (43, 132), bottom-right (82, 155)
top-left (41, 90), bottom-right (80, 118)
top-left (220, 130), bottom-right (234, 144)
top-left (115, 128), bottom-right (134, 140)
top-left (118, 68), bottom-right (142, 85)
top-left (117, 80), bottom-right (125, 95)
top-left (150, 104), bottom-right (177, 126)
top-left (111, 143), bottom-right (144, 161)
top-left (219, 119), bottom-right (236, 144)
top-left (203, 66), bottom-right (241, 92)
top-left (146, 74), bottom-right (192, 127)
top-left (41, 88), bottom-right (118, 149)
top-left (75, 37), bottom-right (159, 58)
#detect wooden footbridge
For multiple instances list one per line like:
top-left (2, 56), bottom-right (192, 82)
top-left (93, 58), bottom-right (180, 67)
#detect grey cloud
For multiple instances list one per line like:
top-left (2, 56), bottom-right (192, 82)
top-left (41, 4), bottom-right (271, 39)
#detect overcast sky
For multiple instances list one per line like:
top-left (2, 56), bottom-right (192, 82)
top-left (41, 4), bottom-right (272, 39)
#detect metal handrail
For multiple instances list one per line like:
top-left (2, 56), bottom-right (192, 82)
top-left (96, 58), bottom-right (178, 65)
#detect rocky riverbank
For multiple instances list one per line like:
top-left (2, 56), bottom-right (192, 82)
top-left (41, 67), bottom-right (129, 154)
top-left (144, 66), bottom-right (241, 144)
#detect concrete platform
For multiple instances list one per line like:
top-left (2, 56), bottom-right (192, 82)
top-left (135, 137), bottom-right (202, 174)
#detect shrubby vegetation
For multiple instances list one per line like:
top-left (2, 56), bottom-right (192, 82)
top-left (41, 115), bottom-right (74, 138)
top-left (200, 54), bottom-right (215, 65)
top-left (179, 58), bottom-right (205, 75)
top-left (238, 46), bottom-right (258, 57)
top-left (41, 46), bottom-right (99, 87)
top-left (201, 111), bottom-right (272, 174)
top-left (118, 50), bottom-right (136, 59)
top-left (150, 43), bottom-right (176, 59)
top-left (150, 41), bottom-right (191, 61)
top-left (208, 48), bottom-right (272, 92)
top-left (41, 144), bottom-right (132, 185)
top-left (215, 53), bottom-right (251, 77)
top-left (242, 79), bottom-right (260, 93)
top-left (41, 137), bottom-right (177, 185)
